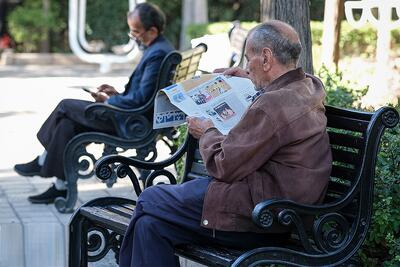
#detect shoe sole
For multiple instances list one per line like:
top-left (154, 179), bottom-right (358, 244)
top-left (28, 198), bottom-right (55, 204)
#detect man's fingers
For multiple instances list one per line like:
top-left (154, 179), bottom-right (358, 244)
top-left (213, 67), bottom-right (228, 73)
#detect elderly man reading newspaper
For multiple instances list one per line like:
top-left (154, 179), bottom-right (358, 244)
top-left (119, 20), bottom-right (332, 267)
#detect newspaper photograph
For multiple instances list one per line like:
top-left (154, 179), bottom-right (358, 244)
top-left (153, 74), bottom-right (257, 135)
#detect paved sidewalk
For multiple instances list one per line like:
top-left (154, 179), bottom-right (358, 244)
top-left (0, 64), bottom-right (178, 267)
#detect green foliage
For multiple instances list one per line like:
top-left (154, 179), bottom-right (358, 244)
top-left (311, 21), bottom-right (400, 58)
top-left (359, 104), bottom-right (400, 266)
top-left (85, 0), bottom-right (130, 52)
top-left (7, 0), bottom-right (65, 52)
top-left (149, 0), bottom-right (182, 49)
top-left (186, 21), bottom-right (258, 41)
top-left (208, 0), bottom-right (259, 22)
top-left (171, 125), bottom-right (188, 181)
top-left (85, 0), bottom-right (182, 50)
top-left (317, 67), bottom-right (400, 266)
top-left (316, 65), bottom-right (367, 108)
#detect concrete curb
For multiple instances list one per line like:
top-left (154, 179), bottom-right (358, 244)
top-left (0, 50), bottom-right (135, 66)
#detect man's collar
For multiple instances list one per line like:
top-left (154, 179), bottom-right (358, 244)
top-left (146, 34), bottom-right (164, 48)
top-left (262, 67), bottom-right (306, 92)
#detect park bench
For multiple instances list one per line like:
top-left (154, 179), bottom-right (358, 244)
top-left (55, 43), bottom-right (207, 213)
top-left (69, 105), bottom-right (399, 266)
top-left (228, 21), bottom-right (248, 68)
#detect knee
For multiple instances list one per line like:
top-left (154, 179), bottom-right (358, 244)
top-left (137, 184), bottom-right (162, 203)
top-left (57, 99), bottom-right (75, 110)
top-left (134, 215), bottom-right (159, 233)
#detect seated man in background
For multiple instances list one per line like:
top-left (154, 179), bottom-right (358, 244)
top-left (14, 2), bottom-right (174, 204)
top-left (118, 20), bottom-right (332, 267)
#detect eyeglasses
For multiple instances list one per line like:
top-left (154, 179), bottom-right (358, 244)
top-left (127, 30), bottom-right (147, 41)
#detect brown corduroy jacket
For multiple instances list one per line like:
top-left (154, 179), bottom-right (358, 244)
top-left (199, 68), bottom-right (332, 233)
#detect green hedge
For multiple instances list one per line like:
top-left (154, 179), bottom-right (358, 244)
top-left (320, 67), bottom-right (400, 266)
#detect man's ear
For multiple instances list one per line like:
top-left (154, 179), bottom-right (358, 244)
top-left (262, 47), bottom-right (273, 71)
top-left (149, 26), bottom-right (159, 36)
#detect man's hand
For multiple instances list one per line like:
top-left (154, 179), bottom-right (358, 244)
top-left (220, 67), bottom-right (250, 79)
top-left (91, 91), bottom-right (109, 102)
top-left (187, 117), bottom-right (214, 139)
top-left (97, 84), bottom-right (119, 96)
top-left (91, 84), bottom-right (119, 102)
top-left (213, 67), bottom-right (229, 73)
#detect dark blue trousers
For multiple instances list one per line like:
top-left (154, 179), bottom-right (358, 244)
top-left (119, 178), bottom-right (287, 267)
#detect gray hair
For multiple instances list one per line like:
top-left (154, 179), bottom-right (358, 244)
top-left (128, 3), bottom-right (166, 33)
top-left (248, 23), bottom-right (302, 66)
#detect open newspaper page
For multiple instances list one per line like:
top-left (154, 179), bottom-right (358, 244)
top-left (153, 74), bottom-right (257, 135)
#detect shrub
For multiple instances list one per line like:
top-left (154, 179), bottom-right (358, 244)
top-left (317, 67), bottom-right (400, 266)
top-left (8, 0), bottom-right (64, 52)
top-left (317, 65), bottom-right (366, 108)
top-left (359, 103), bottom-right (400, 266)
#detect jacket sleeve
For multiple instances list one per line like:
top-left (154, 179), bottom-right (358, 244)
top-left (107, 51), bottom-right (166, 109)
top-left (199, 107), bottom-right (280, 183)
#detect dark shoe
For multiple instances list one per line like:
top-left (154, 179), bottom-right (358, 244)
top-left (28, 184), bottom-right (67, 204)
top-left (14, 156), bottom-right (42, 177)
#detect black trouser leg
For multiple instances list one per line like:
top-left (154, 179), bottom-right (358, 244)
top-left (37, 99), bottom-right (115, 180)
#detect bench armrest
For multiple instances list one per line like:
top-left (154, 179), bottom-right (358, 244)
top-left (95, 135), bottom-right (189, 180)
top-left (85, 103), bottom-right (154, 139)
top-left (252, 198), bottom-right (354, 253)
top-left (85, 102), bottom-right (148, 118)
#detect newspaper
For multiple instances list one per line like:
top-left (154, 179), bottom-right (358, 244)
top-left (153, 74), bottom-right (257, 135)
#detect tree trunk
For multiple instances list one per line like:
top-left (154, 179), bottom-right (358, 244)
top-left (40, 0), bottom-right (50, 53)
top-left (180, 0), bottom-right (208, 49)
top-left (321, 0), bottom-right (344, 69)
top-left (260, 0), bottom-right (313, 74)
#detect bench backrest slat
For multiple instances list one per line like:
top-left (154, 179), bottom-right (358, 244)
top-left (328, 132), bottom-right (364, 149)
top-left (330, 165), bottom-right (357, 181)
top-left (326, 114), bottom-right (369, 132)
top-left (174, 44), bottom-right (207, 83)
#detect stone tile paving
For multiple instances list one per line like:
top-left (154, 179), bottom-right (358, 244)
top-left (0, 64), bottom-right (182, 267)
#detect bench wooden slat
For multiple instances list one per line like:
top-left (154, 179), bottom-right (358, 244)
top-left (122, 204), bottom-right (136, 211)
top-left (327, 181), bottom-right (351, 196)
top-left (330, 165), bottom-right (357, 181)
top-left (187, 172), bottom-right (211, 181)
top-left (328, 131), bottom-right (364, 149)
top-left (190, 162), bottom-right (209, 176)
top-left (327, 114), bottom-right (369, 132)
top-left (107, 205), bottom-right (134, 218)
top-left (175, 244), bottom-right (242, 267)
top-left (331, 148), bottom-right (359, 165)
top-left (194, 149), bottom-right (203, 161)
top-left (80, 206), bottom-right (130, 235)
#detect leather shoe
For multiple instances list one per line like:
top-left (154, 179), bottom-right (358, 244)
top-left (28, 184), bottom-right (67, 204)
top-left (14, 156), bottom-right (42, 177)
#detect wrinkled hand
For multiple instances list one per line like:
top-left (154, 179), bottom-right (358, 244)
top-left (222, 67), bottom-right (249, 78)
top-left (187, 117), bottom-right (214, 139)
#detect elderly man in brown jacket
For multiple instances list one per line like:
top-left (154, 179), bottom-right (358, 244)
top-left (119, 20), bottom-right (332, 267)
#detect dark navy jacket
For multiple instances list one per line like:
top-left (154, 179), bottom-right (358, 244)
top-left (107, 35), bottom-right (174, 109)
